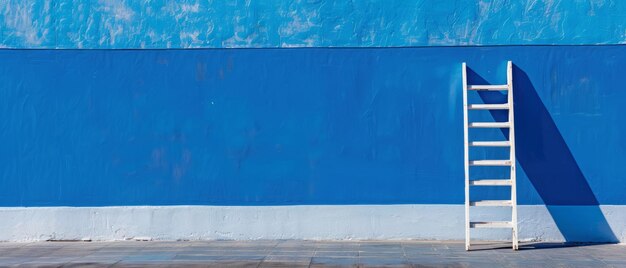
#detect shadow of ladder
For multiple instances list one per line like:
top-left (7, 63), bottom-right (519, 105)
top-left (462, 61), bottom-right (518, 251)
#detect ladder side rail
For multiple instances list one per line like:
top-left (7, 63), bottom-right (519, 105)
top-left (507, 61), bottom-right (519, 250)
top-left (462, 63), bottom-right (471, 251)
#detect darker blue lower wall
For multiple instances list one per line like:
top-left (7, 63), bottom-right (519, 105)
top-left (0, 46), bottom-right (624, 206)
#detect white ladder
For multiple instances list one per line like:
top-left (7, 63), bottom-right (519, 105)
top-left (462, 61), bottom-right (518, 251)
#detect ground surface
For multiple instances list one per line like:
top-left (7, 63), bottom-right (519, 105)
top-left (0, 240), bottom-right (623, 267)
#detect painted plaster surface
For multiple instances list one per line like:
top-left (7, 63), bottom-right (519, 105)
top-left (0, 46), bottom-right (624, 207)
top-left (1, 0), bottom-right (626, 48)
top-left (0, 205), bottom-right (624, 242)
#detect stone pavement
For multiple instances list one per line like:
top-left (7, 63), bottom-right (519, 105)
top-left (0, 240), bottom-right (624, 267)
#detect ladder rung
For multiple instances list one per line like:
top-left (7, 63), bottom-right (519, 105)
top-left (470, 200), bottom-right (512, 206)
top-left (469, 160), bottom-right (511, 166)
top-left (470, 221), bottom-right (513, 228)
top-left (468, 103), bottom-right (509, 110)
top-left (469, 179), bottom-right (512, 186)
top-left (468, 122), bottom-right (510, 128)
top-left (469, 141), bottom-right (510, 147)
top-left (468, 85), bottom-right (509, 91)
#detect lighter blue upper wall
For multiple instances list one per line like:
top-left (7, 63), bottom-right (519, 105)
top-left (1, 0), bottom-right (625, 49)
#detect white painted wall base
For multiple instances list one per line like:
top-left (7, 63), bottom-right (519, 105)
top-left (0, 205), bottom-right (624, 242)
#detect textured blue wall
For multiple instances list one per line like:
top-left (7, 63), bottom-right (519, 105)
top-left (1, 0), bottom-right (625, 210)
top-left (1, 0), bottom-right (626, 48)
top-left (0, 46), bottom-right (624, 207)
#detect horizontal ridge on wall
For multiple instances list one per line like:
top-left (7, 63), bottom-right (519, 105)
top-left (1, 0), bottom-right (626, 49)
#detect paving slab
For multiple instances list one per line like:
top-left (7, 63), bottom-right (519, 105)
top-left (0, 240), bottom-right (621, 267)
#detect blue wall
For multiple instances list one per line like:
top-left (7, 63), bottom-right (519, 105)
top-left (1, 1), bottom-right (625, 211)
top-left (1, 46), bottom-right (625, 207)
top-left (1, 0), bottom-right (626, 48)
